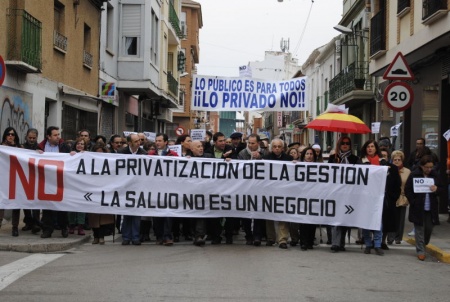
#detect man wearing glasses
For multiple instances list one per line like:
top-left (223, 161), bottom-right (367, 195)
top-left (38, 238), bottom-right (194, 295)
top-left (108, 134), bottom-right (123, 153)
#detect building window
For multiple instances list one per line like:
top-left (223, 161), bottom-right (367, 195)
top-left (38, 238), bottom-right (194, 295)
top-left (167, 52), bottom-right (174, 73)
top-left (122, 4), bottom-right (141, 57)
top-left (54, 1), bottom-right (65, 33)
top-left (53, 0), bottom-right (67, 52)
top-left (151, 10), bottom-right (159, 63)
top-left (83, 24), bottom-right (93, 68)
top-left (106, 2), bottom-right (114, 53)
top-left (180, 11), bottom-right (187, 38)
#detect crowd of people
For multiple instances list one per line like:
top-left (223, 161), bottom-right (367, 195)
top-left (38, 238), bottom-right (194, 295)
top-left (0, 125), bottom-right (448, 261)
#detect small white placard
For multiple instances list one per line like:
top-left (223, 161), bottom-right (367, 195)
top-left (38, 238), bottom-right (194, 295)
top-left (413, 178), bottom-right (435, 193)
top-left (190, 129), bottom-right (206, 141)
top-left (443, 129), bottom-right (450, 141)
top-left (168, 144), bottom-right (182, 157)
top-left (144, 131), bottom-right (156, 142)
top-left (371, 122), bottom-right (380, 134)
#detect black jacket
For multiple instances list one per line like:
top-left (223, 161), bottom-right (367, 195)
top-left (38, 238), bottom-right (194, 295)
top-left (405, 168), bottom-right (443, 226)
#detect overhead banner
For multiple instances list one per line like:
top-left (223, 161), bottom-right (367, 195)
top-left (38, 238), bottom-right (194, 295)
top-left (0, 146), bottom-right (387, 229)
top-left (191, 75), bottom-right (308, 112)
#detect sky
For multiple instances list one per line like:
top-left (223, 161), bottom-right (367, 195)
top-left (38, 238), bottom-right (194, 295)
top-left (194, 0), bottom-right (344, 78)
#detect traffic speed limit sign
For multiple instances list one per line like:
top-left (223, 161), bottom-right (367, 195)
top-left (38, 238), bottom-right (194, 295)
top-left (383, 82), bottom-right (414, 112)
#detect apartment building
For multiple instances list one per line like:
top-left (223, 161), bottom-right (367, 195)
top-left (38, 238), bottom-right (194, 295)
top-left (0, 0), bottom-right (105, 140)
top-left (171, 0), bottom-right (203, 138)
top-left (369, 0), bottom-right (450, 212)
top-left (103, 0), bottom-right (183, 137)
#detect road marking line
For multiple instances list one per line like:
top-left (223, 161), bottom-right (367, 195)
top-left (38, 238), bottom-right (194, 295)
top-left (0, 254), bottom-right (64, 291)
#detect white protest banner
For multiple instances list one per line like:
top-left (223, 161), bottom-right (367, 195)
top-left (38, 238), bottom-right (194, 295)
top-left (0, 146), bottom-right (387, 229)
top-left (413, 178), bottom-right (435, 193)
top-left (191, 75), bottom-right (308, 112)
top-left (168, 144), bottom-right (182, 156)
top-left (190, 129), bottom-right (205, 141)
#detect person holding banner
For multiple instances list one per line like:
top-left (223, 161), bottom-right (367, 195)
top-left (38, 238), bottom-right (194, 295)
top-left (360, 139), bottom-right (400, 256)
top-left (37, 126), bottom-right (71, 239)
top-left (175, 134), bottom-right (193, 157)
top-left (20, 128), bottom-right (42, 234)
top-left (210, 132), bottom-right (235, 244)
top-left (148, 133), bottom-right (178, 246)
top-left (108, 134), bottom-right (123, 153)
top-left (297, 147), bottom-right (318, 251)
top-left (328, 136), bottom-right (361, 252)
top-left (264, 138), bottom-right (293, 249)
top-left (67, 137), bottom-right (89, 236)
top-left (89, 143), bottom-right (115, 245)
top-left (405, 155), bottom-right (444, 261)
top-left (0, 127), bottom-right (22, 236)
top-left (189, 140), bottom-right (215, 246)
top-left (238, 134), bottom-right (268, 246)
top-left (119, 133), bottom-right (147, 246)
top-left (172, 134), bottom-right (194, 242)
top-left (229, 132), bottom-right (246, 159)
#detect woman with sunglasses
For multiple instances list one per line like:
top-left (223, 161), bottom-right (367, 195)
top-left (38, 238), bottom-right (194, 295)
top-left (0, 127), bottom-right (21, 236)
top-left (405, 155), bottom-right (444, 261)
top-left (328, 136), bottom-right (361, 252)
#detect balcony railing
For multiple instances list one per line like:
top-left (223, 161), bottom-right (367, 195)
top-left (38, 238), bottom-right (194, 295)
top-left (83, 50), bottom-right (93, 68)
top-left (329, 62), bottom-right (369, 102)
top-left (53, 30), bottom-right (68, 52)
top-left (6, 8), bottom-right (42, 72)
top-left (370, 10), bottom-right (386, 57)
top-left (422, 0), bottom-right (448, 20)
top-left (169, 1), bottom-right (183, 39)
top-left (167, 72), bottom-right (179, 97)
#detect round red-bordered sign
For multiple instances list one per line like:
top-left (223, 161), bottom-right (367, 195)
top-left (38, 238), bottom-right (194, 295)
top-left (175, 126), bottom-right (186, 136)
top-left (383, 82), bottom-right (414, 112)
top-left (0, 55), bottom-right (6, 87)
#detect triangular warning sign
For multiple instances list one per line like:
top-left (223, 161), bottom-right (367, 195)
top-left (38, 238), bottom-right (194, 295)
top-left (383, 52), bottom-right (414, 80)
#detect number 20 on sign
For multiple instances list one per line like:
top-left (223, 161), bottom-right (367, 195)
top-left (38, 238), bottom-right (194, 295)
top-left (383, 82), bottom-right (414, 112)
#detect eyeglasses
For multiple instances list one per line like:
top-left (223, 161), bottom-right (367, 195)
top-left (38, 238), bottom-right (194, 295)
top-left (340, 142), bottom-right (350, 146)
top-left (7, 133), bottom-right (15, 137)
top-left (393, 158), bottom-right (402, 162)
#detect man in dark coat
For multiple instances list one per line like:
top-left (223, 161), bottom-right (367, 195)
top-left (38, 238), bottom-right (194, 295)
top-left (38, 126), bottom-right (71, 238)
top-left (148, 133), bottom-right (178, 246)
top-left (189, 140), bottom-right (214, 246)
top-left (118, 133), bottom-right (147, 245)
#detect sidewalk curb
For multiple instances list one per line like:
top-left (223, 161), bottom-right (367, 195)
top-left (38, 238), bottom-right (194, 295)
top-left (405, 237), bottom-right (450, 264)
top-left (0, 235), bottom-right (92, 253)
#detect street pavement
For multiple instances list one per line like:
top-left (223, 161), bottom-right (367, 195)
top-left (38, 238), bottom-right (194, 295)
top-left (1, 211), bottom-right (450, 263)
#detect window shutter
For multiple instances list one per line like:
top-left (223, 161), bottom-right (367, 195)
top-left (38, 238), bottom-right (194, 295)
top-left (122, 4), bottom-right (141, 35)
